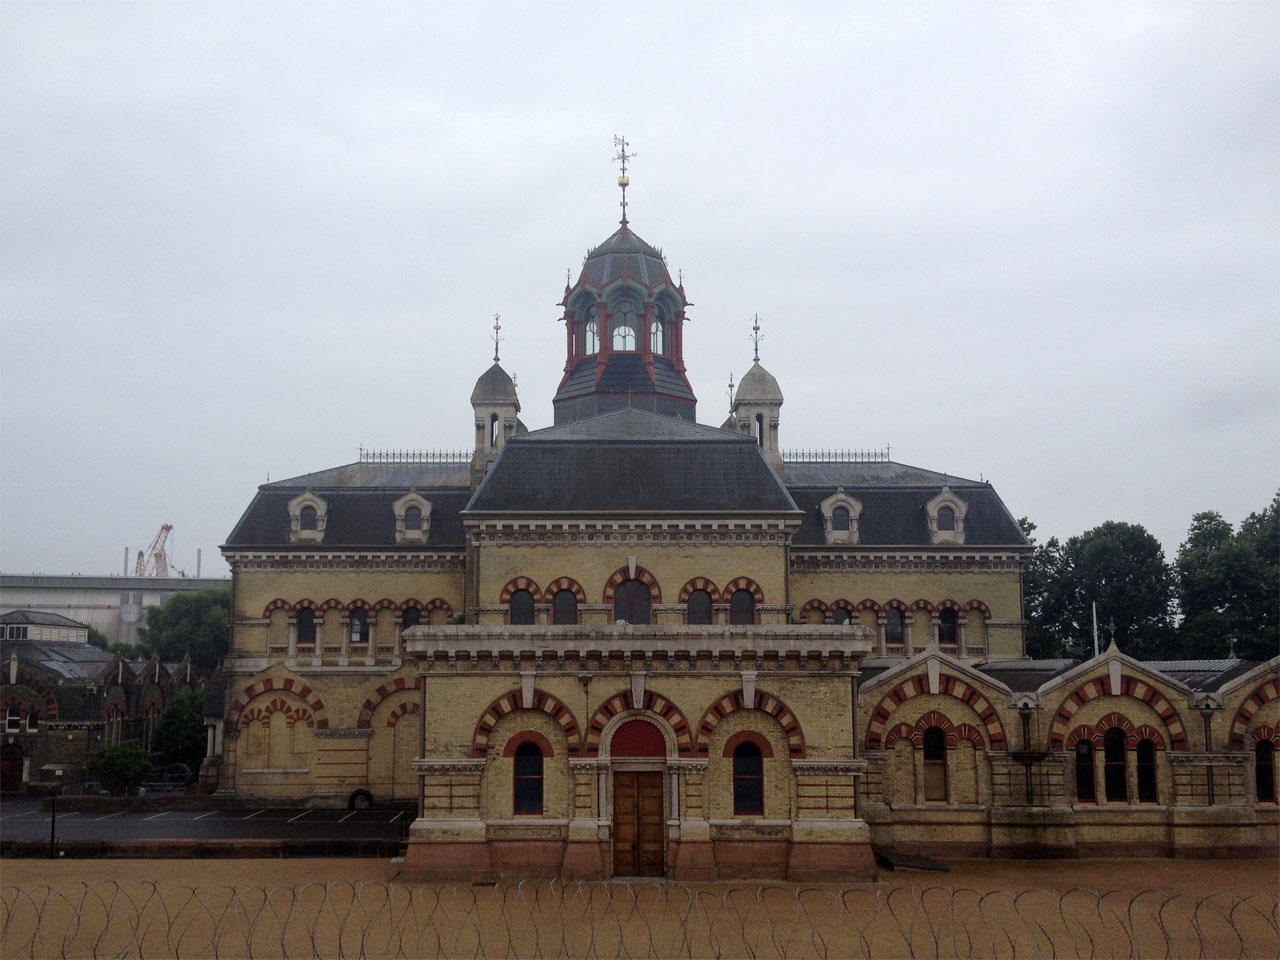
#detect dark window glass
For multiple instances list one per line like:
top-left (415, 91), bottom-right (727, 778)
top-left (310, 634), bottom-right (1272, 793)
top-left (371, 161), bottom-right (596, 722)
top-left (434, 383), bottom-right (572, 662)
top-left (513, 741), bottom-right (543, 814)
top-left (832, 608), bottom-right (851, 625)
top-left (401, 607), bottom-right (421, 629)
top-left (885, 609), bottom-right (905, 646)
top-left (1136, 739), bottom-right (1157, 803)
top-left (733, 741), bottom-right (764, 815)
top-left (729, 589), bottom-right (756, 625)
top-left (552, 590), bottom-right (578, 625)
top-left (1075, 741), bottom-right (1096, 802)
top-left (832, 506), bottom-right (850, 531)
top-left (5, 707), bottom-right (19, 732)
top-left (510, 589), bottom-right (535, 625)
top-left (937, 506), bottom-right (955, 531)
top-left (300, 506), bottom-right (318, 530)
top-left (404, 506), bottom-right (422, 530)
top-left (687, 590), bottom-right (712, 625)
top-left (938, 608), bottom-right (958, 646)
top-left (1103, 728), bottom-right (1127, 802)
top-left (350, 608), bottom-right (369, 645)
top-left (613, 579), bottom-right (650, 624)
top-left (1257, 741), bottom-right (1276, 803)
top-left (923, 726), bottom-right (947, 801)
top-left (297, 609), bottom-right (316, 648)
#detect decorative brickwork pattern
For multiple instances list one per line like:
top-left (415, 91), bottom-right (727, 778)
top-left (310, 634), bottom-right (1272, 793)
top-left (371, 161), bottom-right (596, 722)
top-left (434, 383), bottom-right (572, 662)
top-left (722, 577), bottom-right (765, 603)
top-left (585, 690), bottom-right (692, 757)
top-left (6, 672), bottom-right (58, 720)
top-left (882, 711), bottom-right (986, 748)
top-left (1048, 675), bottom-right (1186, 750)
top-left (1229, 678), bottom-right (1280, 749)
top-left (866, 674), bottom-right (1007, 750)
top-left (696, 689), bottom-right (804, 758)
top-left (356, 675), bottom-right (421, 728)
top-left (541, 578), bottom-right (586, 604)
top-left (471, 688), bottom-right (581, 757)
top-left (499, 577), bottom-right (540, 604)
top-left (239, 698), bottom-right (316, 729)
top-left (678, 577), bottom-right (720, 603)
top-left (229, 676), bottom-right (329, 729)
top-left (601, 566), bottom-right (661, 603)
top-left (1065, 713), bottom-right (1168, 749)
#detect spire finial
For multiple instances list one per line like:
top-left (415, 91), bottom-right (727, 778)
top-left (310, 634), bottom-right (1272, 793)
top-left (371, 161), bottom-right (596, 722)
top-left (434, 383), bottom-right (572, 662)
top-left (727, 373), bottom-right (736, 410)
top-left (750, 313), bottom-right (763, 362)
top-left (612, 135), bottom-right (635, 224)
top-left (491, 313), bottom-right (502, 362)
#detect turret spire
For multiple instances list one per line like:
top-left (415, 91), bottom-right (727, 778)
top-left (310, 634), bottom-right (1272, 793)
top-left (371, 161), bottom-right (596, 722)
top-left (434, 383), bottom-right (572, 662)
top-left (750, 313), bottom-right (763, 362)
top-left (491, 313), bottom-right (502, 362)
top-left (612, 135), bottom-right (635, 224)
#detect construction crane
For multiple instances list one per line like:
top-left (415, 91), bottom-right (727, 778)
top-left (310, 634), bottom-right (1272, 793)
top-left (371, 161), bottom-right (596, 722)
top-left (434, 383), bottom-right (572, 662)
top-left (134, 524), bottom-right (173, 577)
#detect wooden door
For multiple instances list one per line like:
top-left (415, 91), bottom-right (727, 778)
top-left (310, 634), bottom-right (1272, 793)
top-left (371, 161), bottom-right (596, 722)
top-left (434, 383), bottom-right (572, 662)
top-left (613, 771), bottom-right (664, 876)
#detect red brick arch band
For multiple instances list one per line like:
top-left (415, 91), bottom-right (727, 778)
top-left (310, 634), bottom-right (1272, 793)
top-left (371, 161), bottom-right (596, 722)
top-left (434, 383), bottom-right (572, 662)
top-left (865, 674), bottom-right (1007, 751)
top-left (357, 675), bottom-right (421, 728)
top-left (1048, 674), bottom-right (1187, 750)
top-left (602, 566), bottom-right (661, 604)
top-left (1229, 677), bottom-right (1280, 750)
top-left (882, 711), bottom-right (986, 748)
top-left (228, 676), bottom-right (329, 729)
top-left (584, 689), bottom-right (693, 757)
top-left (696, 688), bottom-right (805, 758)
top-left (471, 688), bottom-right (581, 757)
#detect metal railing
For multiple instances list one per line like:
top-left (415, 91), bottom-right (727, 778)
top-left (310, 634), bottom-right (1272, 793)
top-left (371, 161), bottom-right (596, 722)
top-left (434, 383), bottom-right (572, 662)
top-left (3, 880), bottom-right (1276, 959)
top-left (782, 448), bottom-right (891, 463)
top-left (358, 448), bottom-right (471, 463)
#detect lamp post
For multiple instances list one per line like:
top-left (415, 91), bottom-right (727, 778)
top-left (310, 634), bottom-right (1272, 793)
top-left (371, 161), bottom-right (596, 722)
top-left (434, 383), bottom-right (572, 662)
top-left (1199, 704), bottom-right (1215, 806)
top-left (1019, 704), bottom-right (1034, 806)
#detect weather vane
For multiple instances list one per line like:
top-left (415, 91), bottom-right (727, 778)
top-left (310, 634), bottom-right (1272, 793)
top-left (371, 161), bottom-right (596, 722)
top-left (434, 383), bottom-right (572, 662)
top-left (612, 135), bottom-right (635, 223)
top-left (750, 313), bottom-right (763, 362)
top-left (727, 373), bottom-right (735, 409)
top-left (492, 313), bottom-right (502, 362)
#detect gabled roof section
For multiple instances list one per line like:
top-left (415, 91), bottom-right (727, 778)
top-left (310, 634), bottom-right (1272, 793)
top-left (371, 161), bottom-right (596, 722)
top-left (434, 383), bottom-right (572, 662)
top-left (465, 409), bottom-right (800, 515)
top-left (1035, 642), bottom-right (1194, 700)
top-left (857, 644), bottom-right (1014, 699)
top-left (1, 609), bottom-right (89, 629)
top-left (2, 637), bottom-right (116, 681)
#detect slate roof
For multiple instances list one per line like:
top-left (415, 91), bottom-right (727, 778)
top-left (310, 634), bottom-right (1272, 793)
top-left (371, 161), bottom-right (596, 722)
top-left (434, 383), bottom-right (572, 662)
top-left (786, 463), bottom-right (1029, 547)
top-left (979, 659), bottom-right (1079, 692)
top-left (466, 409), bottom-right (799, 515)
top-left (0, 638), bottom-right (115, 681)
top-left (580, 224), bottom-right (672, 289)
top-left (556, 354), bottom-right (696, 403)
top-left (224, 484), bottom-right (470, 550)
top-left (1144, 659), bottom-right (1264, 692)
top-left (1, 609), bottom-right (89, 628)
top-left (471, 362), bottom-right (520, 406)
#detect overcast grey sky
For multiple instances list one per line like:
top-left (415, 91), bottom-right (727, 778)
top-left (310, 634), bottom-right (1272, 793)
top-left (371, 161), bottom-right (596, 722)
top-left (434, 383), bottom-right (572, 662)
top-left (2, 2), bottom-right (1276, 580)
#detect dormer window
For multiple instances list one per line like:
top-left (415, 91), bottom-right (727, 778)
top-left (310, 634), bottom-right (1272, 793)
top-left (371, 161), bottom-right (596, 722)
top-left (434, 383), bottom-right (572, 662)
top-left (393, 491), bottom-right (432, 543)
top-left (288, 491), bottom-right (328, 543)
top-left (820, 488), bottom-right (862, 545)
top-left (926, 487), bottom-right (968, 545)
top-left (611, 301), bottom-right (638, 350)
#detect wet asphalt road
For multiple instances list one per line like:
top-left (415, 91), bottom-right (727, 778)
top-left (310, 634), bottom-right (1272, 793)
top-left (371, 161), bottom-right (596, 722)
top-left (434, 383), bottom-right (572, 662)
top-left (0, 795), bottom-right (408, 844)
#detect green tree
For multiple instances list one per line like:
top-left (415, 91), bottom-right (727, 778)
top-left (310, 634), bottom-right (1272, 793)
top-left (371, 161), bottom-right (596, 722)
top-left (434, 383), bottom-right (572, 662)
top-left (152, 688), bottom-right (206, 771)
top-left (85, 739), bottom-right (152, 796)
top-left (1019, 517), bottom-right (1067, 659)
top-left (1177, 494), bottom-right (1279, 660)
top-left (136, 587), bottom-right (230, 679)
top-left (1026, 521), bottom-right (1174, 660)
top-left (87, 627), bottom-right (110, 650)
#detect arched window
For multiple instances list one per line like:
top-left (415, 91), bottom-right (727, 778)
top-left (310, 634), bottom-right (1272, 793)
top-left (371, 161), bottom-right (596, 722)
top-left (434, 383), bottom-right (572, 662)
top-left (552, 589), bottom-right (578, 625)
top-left (938, 609), bottom-right (958, 647)
top-left (1257, 741), bottom-right (1276, 803)
top-left (686, 589), bottom-right (712, 625)
top-left (612, 301), bottom-right (638, 350)
top-left (584, 319), bottom-right (599, 353)
top-left (401, 607), bottom-right (421, 629)
top-left (510, 589), bottom-right (535, 625)
top-left (299, 506), bottom-right (318, 531)
top-left (729, 589), bottom-right (756, 625)
top-left (937, 506), bottom-right (956, 531)
top-left (832, 607), bottom-right (851, 625)
top-left (1103, 728), bottom-right (1127, 802)
top-left (404, 506), bottom-right (422, 531)
top-left (349, 608), bottom-right (369, 646)
top-left (832, 506), bottom-right (850, 531)
top-left (1075, 741), bottom-right (1096, 802)
top-left (885, 609), bottom-right (905, 647)
top-left (650, 317), bottom-right (664, 354)
top-left (26, 712), bottom-right (39, 732)
top-left (513, 741), bottom-right (543, 814)
top-left (613, 579), bottom-right (651, 624)
top-left (733, 741), bottom-right (764, 815)
top-left (923, 726), bottom-right (948, 801)
top-left (296, 608), bottom-right (317, 649)
top-left (1136, 739), bottom-right (1157, 803)
top-left (5, 706), bottom-right (20, 733)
